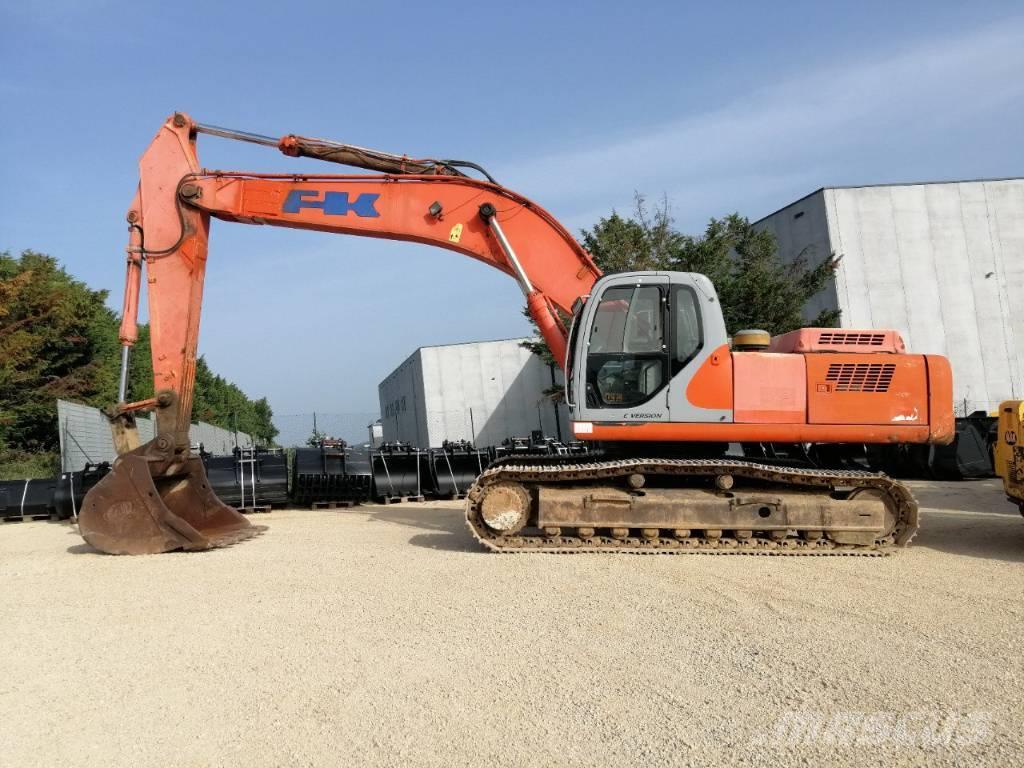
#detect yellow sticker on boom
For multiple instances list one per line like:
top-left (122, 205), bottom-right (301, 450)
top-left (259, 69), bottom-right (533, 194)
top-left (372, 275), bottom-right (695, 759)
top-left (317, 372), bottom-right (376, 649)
top-left (448, 223), bottom-right (463, 243)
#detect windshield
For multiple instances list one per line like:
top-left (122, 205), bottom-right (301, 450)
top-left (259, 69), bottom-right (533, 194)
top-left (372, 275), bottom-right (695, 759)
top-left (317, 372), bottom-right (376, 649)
top-left (585, 284), bottom-right (667, 409)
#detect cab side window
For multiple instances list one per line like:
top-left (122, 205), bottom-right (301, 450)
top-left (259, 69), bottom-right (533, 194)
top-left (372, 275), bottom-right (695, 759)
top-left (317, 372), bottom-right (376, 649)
top-left (671, 285), bottom-right (703, 375)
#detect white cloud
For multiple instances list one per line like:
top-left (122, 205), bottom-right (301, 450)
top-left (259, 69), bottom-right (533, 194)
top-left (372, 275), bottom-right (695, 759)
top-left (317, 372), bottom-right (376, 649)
top-left (498, 18), bottom-right (1024, 229)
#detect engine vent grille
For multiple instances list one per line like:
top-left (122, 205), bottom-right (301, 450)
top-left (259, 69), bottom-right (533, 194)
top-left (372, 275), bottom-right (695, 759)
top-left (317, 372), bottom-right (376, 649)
top-left (816, 331), bottom-right (887, 346)
top-left (825, 363), bottom-right (896, 392)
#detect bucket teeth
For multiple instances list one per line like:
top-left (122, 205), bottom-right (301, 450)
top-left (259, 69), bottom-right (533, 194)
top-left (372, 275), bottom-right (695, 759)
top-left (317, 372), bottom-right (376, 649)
top-left (184, 524), bottom-right (267, 551)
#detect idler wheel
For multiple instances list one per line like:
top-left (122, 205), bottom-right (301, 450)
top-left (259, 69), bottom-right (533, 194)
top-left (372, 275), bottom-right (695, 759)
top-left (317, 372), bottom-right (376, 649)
top-left (478, 482), bottom-right (531, 535)
top-left (848, 487), bottom-right (899, 539)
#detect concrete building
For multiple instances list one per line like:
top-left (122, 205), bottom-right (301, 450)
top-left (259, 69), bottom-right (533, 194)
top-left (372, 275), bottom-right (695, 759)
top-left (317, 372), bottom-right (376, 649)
top-left (378, 338), bottom-right (569, 447)
top-left (756, 179), bottom-right (1024, 414)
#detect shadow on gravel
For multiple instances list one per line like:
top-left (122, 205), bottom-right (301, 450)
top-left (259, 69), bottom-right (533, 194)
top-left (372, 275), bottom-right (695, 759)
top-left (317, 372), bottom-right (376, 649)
top-left (67, 543), bottom-right (100, 555)
top-left (913, 508), bottom-right (1024, 563)
top-left (370, 508), bottom-right (480, 552)
top-left (370, 507), bottom-right (464, 533)
top-left (407, 531), bottom-right (481, 552)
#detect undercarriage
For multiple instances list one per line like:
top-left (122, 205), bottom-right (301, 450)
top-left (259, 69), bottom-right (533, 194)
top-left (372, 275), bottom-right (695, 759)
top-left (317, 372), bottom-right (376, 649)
top-left (466, 455), bottom-right (918, 555)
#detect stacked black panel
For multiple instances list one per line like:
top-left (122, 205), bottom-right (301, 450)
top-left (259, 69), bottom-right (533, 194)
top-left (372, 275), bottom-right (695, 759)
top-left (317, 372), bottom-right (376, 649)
top-left (429, 440), bottom-right (490, 497)
top-left (52, 463), bottom-right (112, 519)
top-left (1, 477), bottom-right (59, 521)
top-left (202, 448), bottom-right (290, 509)
top-left (371, 443), bottom-right (432, 500)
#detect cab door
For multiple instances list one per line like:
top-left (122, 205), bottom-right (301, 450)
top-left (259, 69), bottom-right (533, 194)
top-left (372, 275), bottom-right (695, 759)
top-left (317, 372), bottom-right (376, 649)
top-left (568, 272), bottom-right (733, 427)
top-left (572, 274), bottom-right (672, 424)
top-left (663, 273), bottom-right (733, 424)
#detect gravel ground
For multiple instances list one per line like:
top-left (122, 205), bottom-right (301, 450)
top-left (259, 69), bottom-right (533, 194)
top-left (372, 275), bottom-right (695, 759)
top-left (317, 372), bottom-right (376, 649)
top-left (1, 479), bottom-right (1022, 767)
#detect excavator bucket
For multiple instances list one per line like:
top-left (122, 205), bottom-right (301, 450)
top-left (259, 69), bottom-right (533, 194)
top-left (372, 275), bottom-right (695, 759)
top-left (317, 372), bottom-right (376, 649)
top-left (78, 435), bottom-right (264, 555)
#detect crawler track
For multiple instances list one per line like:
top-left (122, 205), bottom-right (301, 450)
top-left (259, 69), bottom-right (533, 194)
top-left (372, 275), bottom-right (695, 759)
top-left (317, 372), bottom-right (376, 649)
top-left (465, 456), bottom-right (918, 555)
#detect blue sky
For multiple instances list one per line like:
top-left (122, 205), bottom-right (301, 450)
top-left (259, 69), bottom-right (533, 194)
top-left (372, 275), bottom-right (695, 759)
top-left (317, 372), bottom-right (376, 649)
top-left (2, 1), bottom-right (1022, 420)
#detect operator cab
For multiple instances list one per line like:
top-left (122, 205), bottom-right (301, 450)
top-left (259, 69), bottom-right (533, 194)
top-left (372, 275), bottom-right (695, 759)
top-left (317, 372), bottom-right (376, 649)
top-left (566, 272), bottom-right (731, 427)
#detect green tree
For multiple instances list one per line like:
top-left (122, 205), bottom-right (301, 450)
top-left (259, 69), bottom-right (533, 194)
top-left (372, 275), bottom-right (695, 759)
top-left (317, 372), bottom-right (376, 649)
top-left (580, 194), bottom-right (680, 274)
top-left (522, 195), bottom-right (839, 368)
top-left (124, 324), bottom-right (154, 403)
top-left (670, 212), bottom-right (840, 333)
top-left (0, 250), bottom-right (117, 452)
top-left (191, 358), bottom-right (279, 444)
top-left (0, 249), bottom-right (279, 475)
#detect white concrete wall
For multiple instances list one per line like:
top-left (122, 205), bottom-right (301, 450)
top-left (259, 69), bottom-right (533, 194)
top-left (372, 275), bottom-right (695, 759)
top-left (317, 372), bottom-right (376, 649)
top-left (378, 339), bottom-right (570, 447)
top-left (378, 349), bottom-right (428, 446)
top-left (758, 180), bottom-right (1024, 414)
top-left (755, 189), bottom-right (839, 323)
top-left (57, 399), bottom-right (252, 471)
top-left (190, 421), bottom-right (254, 454)
top-left (57, 400), bottom-right (154, 472)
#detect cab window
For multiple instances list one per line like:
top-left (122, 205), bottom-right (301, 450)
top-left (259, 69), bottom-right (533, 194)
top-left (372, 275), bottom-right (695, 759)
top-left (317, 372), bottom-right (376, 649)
top-left (586, 285), bottom-right (667, 408)
top-left (671, 285), bottom-right (703, 375)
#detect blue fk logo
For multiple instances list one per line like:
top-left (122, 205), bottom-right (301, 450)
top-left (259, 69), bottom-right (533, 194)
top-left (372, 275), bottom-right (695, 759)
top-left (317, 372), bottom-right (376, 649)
top-left (282, 190), bottom-right (381, 217)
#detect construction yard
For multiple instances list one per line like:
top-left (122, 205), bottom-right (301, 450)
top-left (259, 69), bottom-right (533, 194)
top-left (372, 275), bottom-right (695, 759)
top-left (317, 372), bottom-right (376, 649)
top-left (1, 478), bottom-right (1021, 768)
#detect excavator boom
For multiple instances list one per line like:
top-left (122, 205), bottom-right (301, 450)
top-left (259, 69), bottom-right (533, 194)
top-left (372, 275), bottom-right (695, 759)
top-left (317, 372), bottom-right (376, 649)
top-left (116, 114), bottom-right (599, 435)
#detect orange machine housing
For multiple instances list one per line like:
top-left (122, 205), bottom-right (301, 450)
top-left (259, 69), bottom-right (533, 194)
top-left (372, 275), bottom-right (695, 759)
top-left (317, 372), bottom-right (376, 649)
top-left (585, 328), bottom-right (953, 445)
top-left (733, 328), bottom-right (953, 443)
top-left (736, 351), bottom-right (930, 424)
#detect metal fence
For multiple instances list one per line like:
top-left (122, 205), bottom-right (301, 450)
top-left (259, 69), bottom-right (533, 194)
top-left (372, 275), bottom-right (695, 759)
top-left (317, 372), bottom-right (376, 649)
top-left (56, 399), bottom-right (253, 471)
top-left (273, 412), bottom-right (381, 448)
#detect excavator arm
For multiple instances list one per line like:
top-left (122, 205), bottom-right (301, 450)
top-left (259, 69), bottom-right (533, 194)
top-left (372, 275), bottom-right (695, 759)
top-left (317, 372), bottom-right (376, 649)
top-left (80, 112), bottom-right (600, 554)
top-left (118, 113), bottom-right (600, 437)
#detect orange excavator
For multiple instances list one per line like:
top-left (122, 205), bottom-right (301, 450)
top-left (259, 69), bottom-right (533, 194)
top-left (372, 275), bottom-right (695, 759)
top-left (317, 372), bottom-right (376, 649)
top-left (78, 113), bottom-right (954, 555)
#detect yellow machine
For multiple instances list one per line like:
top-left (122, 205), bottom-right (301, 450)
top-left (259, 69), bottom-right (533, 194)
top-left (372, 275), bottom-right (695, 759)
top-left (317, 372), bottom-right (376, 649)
top-left (995, 401), bottom-right (1024, 516)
